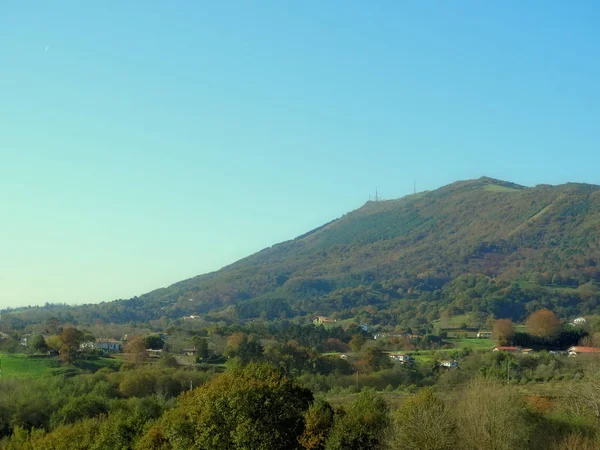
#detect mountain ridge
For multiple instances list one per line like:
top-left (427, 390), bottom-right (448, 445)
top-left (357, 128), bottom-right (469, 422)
top-left (8, 177), bottom-right (600, 327)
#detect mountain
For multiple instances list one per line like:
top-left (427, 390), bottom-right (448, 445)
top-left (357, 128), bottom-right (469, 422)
top-left (10, 177), bottom-right (600, 327)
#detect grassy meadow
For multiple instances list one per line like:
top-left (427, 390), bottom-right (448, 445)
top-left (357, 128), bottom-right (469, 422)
top-left (0, 353), bottom-right (120, 379)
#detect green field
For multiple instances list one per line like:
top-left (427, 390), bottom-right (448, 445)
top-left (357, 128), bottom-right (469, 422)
top-left (447, 338), bottom-right (495, 350)
top-left (432, 314), bottom-right (471, 329)
top-left (320, 318), bottom-right (356, 330)
top-left (483, 184), bottom-right (520, 193)
top-left (0, 353), bottom-right (59, 378)
top-left (0, 353), bottom-right (121, 379)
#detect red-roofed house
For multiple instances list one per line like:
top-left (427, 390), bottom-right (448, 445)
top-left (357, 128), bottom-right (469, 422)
top-left (492, 346), bottom-right (521, 353)
top-left (567, 346), bottom-right (600, 357)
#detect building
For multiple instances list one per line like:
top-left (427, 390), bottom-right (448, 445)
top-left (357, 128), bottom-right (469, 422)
top-left (81, 338), bottom-right (122, 353)
top-left (572, 317), bottom-right (587, 326)
top-left (389, 354), bottom-right (414, 364)
top-left (313, 316), bottom-right (336, 324)
top-left (492, 346), bottom-right (521, 353)
top-left (567, 346), bottom-right (600, 357)
top-left (146, 349), bottom-right (163, 358)
top-left (477, 331), bottom-right (492, 339)
top-left (359, 323), bottom-right (369, 332)
top-left (182, 315), bottom-right (201, 321)
top-left (439, 360), bottom-right (458, 369)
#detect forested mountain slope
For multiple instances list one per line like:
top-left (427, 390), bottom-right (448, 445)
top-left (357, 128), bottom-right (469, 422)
top-left (10, 177), bottom-right (600, 326)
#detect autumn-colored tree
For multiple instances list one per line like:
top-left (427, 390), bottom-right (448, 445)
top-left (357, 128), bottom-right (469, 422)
top-left (526, 308), bottom-right (561, 338)
top-left (125, 336), bottom-right (148, 365)
top-left (299, 399), bottom-right (334, 450)
top-left (492, 319), bottom-right (515, 345)
top-left (349, 334), bottom-right (366, 352)
top-left (59, 327), bottom-right (85, 363)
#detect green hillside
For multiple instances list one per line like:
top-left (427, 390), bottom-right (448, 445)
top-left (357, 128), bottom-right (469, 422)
top-left (9, 177), bottom-right (600, 327)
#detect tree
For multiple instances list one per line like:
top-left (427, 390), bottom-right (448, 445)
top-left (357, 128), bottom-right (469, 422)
top-left (325, 390), bottom-right (388, 450)
top-left (142, 363), bottom-right (313, 450)
top-left (526, 308), bottom-right (561, 339)
top-left (299, 399), bottom-right (334, 450)
top-left (492, 319), bottom-right (515, 345)
top-left (59, 328), bottom-right (85, 363)
top-left (158, 353), bottom-right (179, 368)
top-left (389, 388), bottom-right (455, 450)
top-left (29, 334), bottom-right (48, 353)
top-left (46, 335), bottom-right (62, 352)
top-left (125, 337), bottom-right (148, 365)
top-left (193, 337), bottom-right (210, 360)
top-left (455, 379), bottom-right (532, 450)
top-left (349, 334), bottom-right (366, 353)
top-left (360, 347), bottom-right (392, 372)
top-left (144, 335), bottom-right (165, 350)
top-left (236, 336), bottom-right (264, 364)
top-left (45, 317), bottom-right (61, 335)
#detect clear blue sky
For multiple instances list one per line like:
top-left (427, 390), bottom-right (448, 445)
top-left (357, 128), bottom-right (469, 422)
top-left (1, 1), bottom-right (599, 307)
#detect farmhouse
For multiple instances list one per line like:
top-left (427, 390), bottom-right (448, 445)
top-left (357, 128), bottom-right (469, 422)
top-left (182, 315), bottom-right (201, 321)
top-left (439, 360), bottom-right (458, 369)
top-left (389, 354), bottom-right (414, 364)
top-left (492, 346), bottom-right (521, 353)
top-left (477, 331), bottom-right (492, 338)
top-left (567, 346), bottom-right (600, 357)
top-left (313, 316), bottom-right (336, 324)
top-left (81, 338), bottom-right (122, 353)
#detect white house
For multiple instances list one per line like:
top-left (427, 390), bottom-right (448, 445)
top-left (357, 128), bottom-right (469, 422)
top-left (81, 338), bottom-right (122, 353)
top-left (439, 360), bottom-right (458, 369)
top-left (389, 354), bottom-right (414, 364)
top-left (477, 331), bottom-right (492, 339)
top-left (573, 317), bottom-right (587, 326)
top-left (183, 315), bottom-right (201, 321)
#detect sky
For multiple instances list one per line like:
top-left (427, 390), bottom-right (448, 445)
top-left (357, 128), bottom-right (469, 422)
top-left (1, 1), bottom-right (600, 308)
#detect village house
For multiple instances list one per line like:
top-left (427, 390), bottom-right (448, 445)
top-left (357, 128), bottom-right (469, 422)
top-left (492, 346), bottom-right (521, 353)
top-left (81, 338), bottom-right (122, 353)
top-left (567, 346), bottom-right (600, 357)
top-left (572, 317), bottom-right (587, 326)
top-left (439, 360), bottom-right (458, 369)
top-left (146, 349), bottom-right (163, 358)
top-left (182, 315), bottom-right (201, 321)
top-left (313, 316), bottom-right (336, 324)
top-left (389, 354), bottom-right (414, 365)
top-left (477, 331), bottom-right (492, 339)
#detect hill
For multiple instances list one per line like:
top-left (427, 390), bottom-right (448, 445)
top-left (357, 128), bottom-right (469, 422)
top-left (8, 177), bottom-right (600, 328)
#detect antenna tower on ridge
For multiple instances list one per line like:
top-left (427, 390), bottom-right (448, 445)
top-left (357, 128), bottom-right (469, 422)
top-left (374, 187), bottom-right (380, 202)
